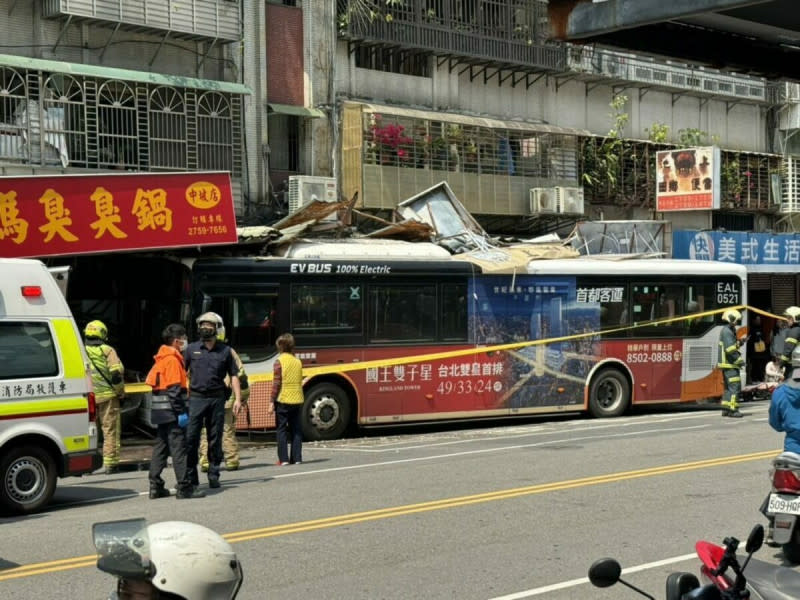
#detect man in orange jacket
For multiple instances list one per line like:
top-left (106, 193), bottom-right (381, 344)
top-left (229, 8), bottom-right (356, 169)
top-left (145, 324), bottom-right (205, 500)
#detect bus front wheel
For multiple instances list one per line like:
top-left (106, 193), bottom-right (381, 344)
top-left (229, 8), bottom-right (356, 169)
top-left (588, 369), bottom-right (630, 418)
top-left (302, 383), bottom-right (352, 441)
top-left (0, 445), bottom-right (57, 514)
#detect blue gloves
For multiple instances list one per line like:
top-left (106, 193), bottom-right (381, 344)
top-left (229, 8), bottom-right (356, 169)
top-left (177, 413), bottom-right (189, 428)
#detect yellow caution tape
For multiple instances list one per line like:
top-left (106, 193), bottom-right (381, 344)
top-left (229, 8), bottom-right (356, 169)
top-left (124, 303), bottom-right (771, 393)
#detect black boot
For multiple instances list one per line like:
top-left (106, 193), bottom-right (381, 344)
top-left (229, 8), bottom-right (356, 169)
top-left (728, 409), bottom-right (744, 418)
top-left (149, 487), bottom-right (170, 499)
top-left (721, 409), bottom-right (731, 417)
top-left (176, 486), bottom-right (206, 499)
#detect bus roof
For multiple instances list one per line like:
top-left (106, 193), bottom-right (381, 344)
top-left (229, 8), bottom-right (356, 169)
top-left (525, 257), bottom-right (748, 278)
top-left (279, 240), bottom-right (452, 260)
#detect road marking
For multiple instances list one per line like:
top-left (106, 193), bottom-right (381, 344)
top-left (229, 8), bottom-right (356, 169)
top-left (487, 553), bottom-right (698, 599)
top-left (0, 449), bottom-right (778, 582)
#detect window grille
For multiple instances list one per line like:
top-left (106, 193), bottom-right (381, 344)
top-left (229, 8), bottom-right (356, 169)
top-left (197, 91), bottom-right (233, 172)
top-left (149, 86), bottom-right (187, 170)
top-left (44, 74), bottom-right (87, 168)
top-left (0, 67), bottom-right (27, 163)
top-left (362, 112), bottom-right (578, 179)
top-left (97, 80), bottom-right (139, 169)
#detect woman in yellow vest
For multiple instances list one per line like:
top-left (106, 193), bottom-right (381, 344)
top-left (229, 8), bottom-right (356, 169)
top-left (268, 333), bottom-right (304, 465)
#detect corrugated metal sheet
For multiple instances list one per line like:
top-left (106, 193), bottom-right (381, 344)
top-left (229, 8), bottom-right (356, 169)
top-left (772, 275), bottom-right (797, 314)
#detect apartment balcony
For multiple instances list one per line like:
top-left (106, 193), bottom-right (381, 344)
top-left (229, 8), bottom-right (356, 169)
top-left (565, 47), bottom-right (768, 106)
top-left (42, 0), bottom-right (242, 43)
top-left (0, 54), bottom-right (246, 186)
top-left (338, 0), bottom-right (567, 74)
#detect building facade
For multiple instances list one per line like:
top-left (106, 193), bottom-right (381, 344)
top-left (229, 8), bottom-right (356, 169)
top-left (0, 0), bottom-right (268, 217)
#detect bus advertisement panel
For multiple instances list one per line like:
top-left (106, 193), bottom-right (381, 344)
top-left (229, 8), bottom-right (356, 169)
top-left (190, 254), bottom-right (747, 440)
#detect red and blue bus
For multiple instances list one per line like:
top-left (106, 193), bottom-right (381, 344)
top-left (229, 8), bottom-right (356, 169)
top-left (188, 243), bottom-right (747, 440)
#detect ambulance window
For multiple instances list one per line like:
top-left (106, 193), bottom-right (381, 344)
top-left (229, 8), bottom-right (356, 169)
top-left (0, 322), bottom-right (58, 380)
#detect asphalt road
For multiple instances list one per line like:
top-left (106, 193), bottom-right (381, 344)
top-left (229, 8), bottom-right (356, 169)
top-left (0, 400), bottom-right (790, 599)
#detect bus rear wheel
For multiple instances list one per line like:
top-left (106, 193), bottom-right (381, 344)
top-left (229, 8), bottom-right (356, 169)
top-left (302, 383), bottom-right (352, 441)
top-left (588, 369), bottom-right (630, 418)
top-left (0, 445), bottom-right (57, 514)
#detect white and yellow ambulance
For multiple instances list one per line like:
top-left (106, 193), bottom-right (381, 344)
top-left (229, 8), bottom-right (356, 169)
top-left (0, 258), bottom-right (101, 514)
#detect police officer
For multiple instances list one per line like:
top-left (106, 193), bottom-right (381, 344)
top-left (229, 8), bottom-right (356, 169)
top-left (145, 324), bottom-right (204, 500)
top-left (780, 306), bottom-right (800, 379)
top-left (84, 320), bottom-right (125, 473)
top-left (199, 333), bottom-right (250, 473)
top-left (717, 309), bottom-right (745, 418)
top-left (184, 312), bottom-right (242, 490)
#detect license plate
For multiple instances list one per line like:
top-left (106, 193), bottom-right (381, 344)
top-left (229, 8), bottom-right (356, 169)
top-left (768, 493), bottom-right (800, 515)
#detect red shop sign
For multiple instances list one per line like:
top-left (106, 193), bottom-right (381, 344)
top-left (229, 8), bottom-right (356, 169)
top-left (0, 171), bottom-right (238, 258)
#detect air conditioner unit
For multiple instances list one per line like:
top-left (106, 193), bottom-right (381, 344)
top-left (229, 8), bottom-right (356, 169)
top-left (556, 186), bottom-right (585, 214)
top-left (287, 176), bottom-right (337, 214)
top-left (529, 187), bottom-right (559, 214)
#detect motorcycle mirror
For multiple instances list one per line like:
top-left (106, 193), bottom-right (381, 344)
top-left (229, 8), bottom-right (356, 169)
top-left (588, 558), bottom-right (622, 588)
top-left (745, 524), bottom-right (764, 554)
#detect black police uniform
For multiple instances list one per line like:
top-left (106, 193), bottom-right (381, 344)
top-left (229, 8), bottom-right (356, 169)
top-left (184, 340), bottom-right (237, 487)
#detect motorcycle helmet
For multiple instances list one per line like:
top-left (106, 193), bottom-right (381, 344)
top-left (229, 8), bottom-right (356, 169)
top-left (196, 311), bottom-right (225, 342)
top-left (785, 306), bottom-right (800, 323)
top-left (722, 309), bottom-right (742, 325)
top-left (94, 519), bottom-right (243, 600)
top-left (84, 320), bottom-right (108, 341)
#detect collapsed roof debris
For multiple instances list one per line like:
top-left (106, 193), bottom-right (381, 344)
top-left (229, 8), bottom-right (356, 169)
top-left (234, 181), bottom-right (582, 261)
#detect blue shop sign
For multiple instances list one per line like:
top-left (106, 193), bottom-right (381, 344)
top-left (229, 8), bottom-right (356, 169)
top-left (673, 230), bottom-right (800, 273)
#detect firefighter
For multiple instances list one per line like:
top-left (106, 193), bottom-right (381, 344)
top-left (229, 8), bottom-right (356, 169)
top-left (717, 309), bottom-right (745, 418)
top-left (84, 320), bottom-right (125, 473)
top-left (780, 306), bottom-right (800, 380)
top-left (199, 330), bottom-right (249, 473)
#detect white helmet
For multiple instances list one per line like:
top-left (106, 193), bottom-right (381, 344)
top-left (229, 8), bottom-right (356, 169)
top-left (785, 306), bottom-right (800, 323)
top-left (94, 519), bottom-right (243, 600)
top-left (196, 311), bottom-right (226, 341)
top-left (722, 309), bottom-right (742, 325)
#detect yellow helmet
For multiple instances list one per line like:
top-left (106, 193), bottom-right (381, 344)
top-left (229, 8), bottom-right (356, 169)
top-left (84, 320), bottom-right (108, 340)
top-left (785, 306), bottom-right (800, 323)
top-left (722, 309), bottom-right (742, 325)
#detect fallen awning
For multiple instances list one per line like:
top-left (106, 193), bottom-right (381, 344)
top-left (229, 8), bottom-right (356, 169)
top-left (268, 103), bottom-right (325, 118)
top-left (350, 101), bottom-right (590, 136)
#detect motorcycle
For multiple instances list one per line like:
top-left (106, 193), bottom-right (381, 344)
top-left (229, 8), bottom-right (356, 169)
top-left (589, 524), bottom-right (800, 599)
top-left (764, 451), bottom-right (800, 563)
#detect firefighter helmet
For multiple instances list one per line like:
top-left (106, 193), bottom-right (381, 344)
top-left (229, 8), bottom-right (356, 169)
top-left (84, 320), bottom-right (108, 341)
top-left (722, 309), bottom-right (742, 325)
top-left (785, 306), bottom-right (800, 323)
top-left (196, 311), bottom-right (225, 341)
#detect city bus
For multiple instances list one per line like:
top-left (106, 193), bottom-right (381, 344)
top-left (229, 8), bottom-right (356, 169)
top-left (188, 245), bottom-right (747, 440)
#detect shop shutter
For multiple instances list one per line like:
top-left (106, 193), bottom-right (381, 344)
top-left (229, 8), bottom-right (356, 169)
top-left (749, 274), bottom-right (771, 290)
top-left (772, 275), bottom-right (797, 314)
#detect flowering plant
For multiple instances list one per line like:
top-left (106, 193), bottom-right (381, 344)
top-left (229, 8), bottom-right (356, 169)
top-left (366, 114), bottom-right (413, 165)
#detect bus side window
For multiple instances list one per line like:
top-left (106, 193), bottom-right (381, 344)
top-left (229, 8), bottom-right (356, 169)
top-left (368, 285), bottom-right (436, 343)
top-left (441, 283), bottom-right (468, 342)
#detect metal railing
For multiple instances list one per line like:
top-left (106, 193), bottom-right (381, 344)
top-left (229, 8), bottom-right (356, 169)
top-left (0, 65), bottom-right (243, 176)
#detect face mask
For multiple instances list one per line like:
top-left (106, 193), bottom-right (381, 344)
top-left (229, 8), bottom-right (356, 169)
top-left (199, 327), bottom-right (215, 340)
top-left (178, 338), bottom-right (188, 352)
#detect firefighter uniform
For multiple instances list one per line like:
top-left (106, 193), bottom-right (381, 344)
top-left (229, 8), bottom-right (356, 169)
top-left (199, 348), bottom-right (249, 471)
top-left (717, 310), bottom-right (744, 418)
top-left (84, 320), bottom-right (125, 471)
top-left (780, 307), bottom-right (800, 380)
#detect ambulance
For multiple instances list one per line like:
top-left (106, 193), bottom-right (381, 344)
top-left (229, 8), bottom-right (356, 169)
top-left (0, 258), bottom-right (101, 514)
